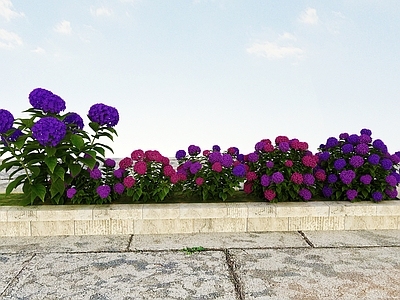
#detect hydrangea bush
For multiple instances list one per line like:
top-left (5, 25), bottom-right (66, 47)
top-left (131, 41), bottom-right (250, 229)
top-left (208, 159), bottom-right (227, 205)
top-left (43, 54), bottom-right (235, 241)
top-left (174, 145), bottom-right (247, 201)
top-left (118, 149), bottom-right (177, 202)
top-left (243, 137), bottom-right (320, 202)
top-left (316, 129), bottom-right (400, 202)
top-left (0, 88), bottom-right (119, 204)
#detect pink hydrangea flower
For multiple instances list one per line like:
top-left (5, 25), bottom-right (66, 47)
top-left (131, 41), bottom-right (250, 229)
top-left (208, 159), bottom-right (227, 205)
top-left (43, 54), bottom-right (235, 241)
top-left (134, 161), bottom-right (147, 175)
top-left (119, 157), bottom-right (133, 170)
top-left (264, 189), bottom-right (276, 201)
top-left (123, 176), bottom-right (135, 188)
top-left (195, 177), bottom-right (205, 186)
top-left (212, 162), bottom-right (223, 172)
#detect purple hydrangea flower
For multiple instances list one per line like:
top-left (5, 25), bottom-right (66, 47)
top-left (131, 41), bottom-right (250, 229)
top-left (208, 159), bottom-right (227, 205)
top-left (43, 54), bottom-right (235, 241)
top-left (278, 142), bottom-right (290, 152)
top-left (359, 134), bottom-right (372, 144)
top-left (349, 155), bottom-right (364, 168)
top-left (339, 133), bottom-right (349, 140)
top-left (237, 154), bottom-right (244, 163)
top-left (347, 134), bottom-right (359, 145)
top-left (390, 154), bottom-right (400, 164)
top-left (385, 175), bottom-right (397, 187)
top-left (266, 161), bottom-right (274, 168)
top-left (255, 141), bottom-right (266, 151)
top-left (29, 88), bottom-right (66, 114)
top-left (175, 150), bottom-right (186, 160)
top-left (64, 112), bottom-right (84, 130)
top-left (322, 186), bottom-right (333, 198)
top-left (0, 109), bottom-right (14, 133)
top-left (188, 145), bottom-right (201, 156)
top-left (360, 128), bottom-right (372, 136)
top-left (380, 158), bottom-right (393, 170)
top-left (2, 128), bottom-right (22, 142)
top-left (88, 103), bottom-right (119, 127)
top-left (208, 151), bottom-right (222, 164)
top-left (32, 117), bottom-right (66, 147)
top-left (340, 170), bottom-right (356, 185)
top-left (303, 173), bottom-right (315, 186)
top-left (212, 145), bottom-right (221, 152)
top-left (113, 168), bottom-right (124, 178)
top-left (90, 168), bottom-right (102, 179)
top-left (341, 144), bottom-right (353, 154)
top-left (232, 164), bottom-right (246, 177)
top-left (355, 143), bottom-right (369, 155)
top-left (66, 187), bottom-right (77, 199)
top-left (247, 152), bottom-right (259, 163)
top-left (391, 172), bottom-right (400, 183)
top-left (299, 188), bottom-right (312, 200)
top-left (104, 158), bottom-right (116, 168)
top-left (372, 139), bottom-right (388, 153)
top-left (260, 174), bottom-right (270, 187)
top-left (271, 172), bottom-right (284, 184)
top-left (113, 182), bottom-right (125, 195)
top-left (372, 191), bottom-right (383, 202)
top-left (346, 189), bottom-right (358, 200)
top-left (360, 174), bottom-right (372, 185)
top-left (386, 188), bottom-right (398, 199)
top-left (221, 154), bottom-right (233, 168)
top-left (319, 151), bottom-right (330, 161)
top-left (325, 137), bottom-right (338, 148)
top-left (96, 185), bottom-right (111, 199)
top-left (334, 158), bottom-right (346, 170)
top-left (368, 154), bottom-right (380, 165)
top-left (327, 174), bottom-right (338, 184)
top-left (189, 161), bottom-right (202, 174)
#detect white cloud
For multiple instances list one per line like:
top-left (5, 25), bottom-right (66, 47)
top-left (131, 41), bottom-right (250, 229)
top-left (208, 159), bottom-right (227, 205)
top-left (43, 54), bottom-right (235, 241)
top-left (298, 8), bottom-right (319, 25)
top-left (0, 28), bottom-right (22, 49)
top-left (279, 32), bottom-right (297, 41)
top-left (54, 20), bottom-right (72, 35)
top-left (247, 41), bottom-right (303, 60)
top-left (90, 6), bottom-right (112, 17)
top-left (0, 0), bottom-right (24, 21)
top-left (31, 46), bottom-right (45, 54)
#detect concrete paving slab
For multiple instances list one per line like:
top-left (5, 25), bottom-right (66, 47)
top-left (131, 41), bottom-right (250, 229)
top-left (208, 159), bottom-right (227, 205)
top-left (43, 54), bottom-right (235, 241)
top-left (231, 247), bottom-right (400, 299)
top-left (2, 251), bottom-right (236, 300)
top-left (130, 232), bottom-right (309, 251)
top-left (0, 254), bottom-right (33, 295)
top-left (303, 230), bottom-right (400, 247)
top-left (0, 235), bottom-right (131, 254)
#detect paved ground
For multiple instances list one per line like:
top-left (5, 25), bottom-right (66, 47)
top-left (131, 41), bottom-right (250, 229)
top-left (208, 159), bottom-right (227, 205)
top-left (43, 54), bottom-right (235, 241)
top-left (0, 230), bottom-right (399, 299)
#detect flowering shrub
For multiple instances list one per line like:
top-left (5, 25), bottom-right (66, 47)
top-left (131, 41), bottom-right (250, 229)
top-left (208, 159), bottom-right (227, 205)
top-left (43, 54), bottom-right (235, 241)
top-left (118, 149), bottom-right (177, 202)
top-left (0, 88), bottom-right (119, 204)
top-left (174, 145), bottom-right (247, 201)
top-left (316, 129), bottom-right (400, 202)
top-left (244, 137), bottom-right (319, 202)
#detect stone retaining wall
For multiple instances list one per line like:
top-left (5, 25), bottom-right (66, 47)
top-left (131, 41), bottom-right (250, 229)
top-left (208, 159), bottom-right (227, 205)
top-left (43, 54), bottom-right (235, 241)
top-left (1, 201), bottom-right (399, 236)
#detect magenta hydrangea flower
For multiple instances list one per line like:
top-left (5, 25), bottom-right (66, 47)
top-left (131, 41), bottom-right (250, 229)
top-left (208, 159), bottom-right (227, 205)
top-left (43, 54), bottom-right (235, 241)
top-left (285, 160), bottom-right (294, 167)
top-left (302, 155), bottom-right (318, 168)
top-left (134, 161), bottom-right (147, 175)
top-left (32, 117), bottom-right (66, 147)
top-left (163, 165), bottom-right (175, 177)
top-left (314, 169), bottom-right (326, 181)
top-left (131, 149), bottom-right (145, 161)
top-left (290, 172), bottom-right (303, 184)
top-left (119, 157), bottom-right (133, 169)
top-left (212, 162), bottom-right (222, 172)
top-left (264, 189), bottom-right (276, 201)
top-left (246, 171), bottom-right (257, 181)
top-left (0, 109), bottom-right (14, 133)
top-left (88, 103), bottom-right (119, 127)
top-left (123, 176), bottom-right (135, 188)
top-left (195, 177), bottom-right (204, 186)
top-left (96, 185), bottom-right (111, 199)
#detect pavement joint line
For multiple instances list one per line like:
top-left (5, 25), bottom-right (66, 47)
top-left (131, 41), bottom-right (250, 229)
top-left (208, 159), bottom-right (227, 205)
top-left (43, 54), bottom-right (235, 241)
top-left (298, 230), bottom-right (315, 248)
top-left (224, 249), bottom-right (245, 300)
top-left (125, 234), bottom-right (133, 252)
top-left (0, 253), bottom-right (36, 297)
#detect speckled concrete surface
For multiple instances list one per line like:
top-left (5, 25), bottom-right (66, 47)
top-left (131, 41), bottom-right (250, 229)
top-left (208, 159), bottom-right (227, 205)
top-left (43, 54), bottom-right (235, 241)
top-left (0, 230), bottom-right (399, 299)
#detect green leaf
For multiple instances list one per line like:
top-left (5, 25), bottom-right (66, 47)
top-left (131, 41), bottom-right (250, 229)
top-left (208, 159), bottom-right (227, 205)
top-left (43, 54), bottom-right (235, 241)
top-left (50, 178), bottom-right (65, 198)
top-left (70, 134), bottom-right (85, 150)
top-left (44, 157), bottom-right (58, 173)
top-left (31, 184), bottom-right (46, 202)
top-left (5, 174), bottom-right (26, 195)
top-left (14, 135), bottom-right (28, 149)
top-left (30, 166), bottom-right (41, 178)
top-left (54, 165), bottom-right (65, 181)
top-left (45, 147), bottom-right (57, 157)
top-left (89, 122), bottom-right (100, 132)
top-left (69, 163), bottom-right (82, 177)
top-left (93, 146), bottom-right (105, 157)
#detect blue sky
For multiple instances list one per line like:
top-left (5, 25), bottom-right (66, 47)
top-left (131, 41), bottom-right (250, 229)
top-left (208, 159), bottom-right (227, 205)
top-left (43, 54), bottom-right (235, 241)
top-left (1, 0), bottom-right (400, 158)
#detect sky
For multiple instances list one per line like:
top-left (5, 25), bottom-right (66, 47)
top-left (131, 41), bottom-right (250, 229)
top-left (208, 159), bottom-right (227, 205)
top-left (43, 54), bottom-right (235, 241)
top-left (1, 0), bottom-right (400, 159)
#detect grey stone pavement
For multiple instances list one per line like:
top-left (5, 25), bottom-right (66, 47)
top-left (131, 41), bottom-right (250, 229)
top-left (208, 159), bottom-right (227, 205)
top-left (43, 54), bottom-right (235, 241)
top-left (0, 230), bottom-right (399, 299)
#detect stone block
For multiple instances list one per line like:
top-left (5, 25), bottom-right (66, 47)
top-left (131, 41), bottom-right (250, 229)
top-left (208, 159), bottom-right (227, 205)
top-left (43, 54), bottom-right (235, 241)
top-left (134, 219), bottom-right (194, 235)
top-left (344, 216), bottom-right (398, 230)
top-left (0, 221), bottom-right (30, 236)
top-left (247, 217), bottom-right (289, 232)
top-left (31, 221), bottom-right (75, 236)
top-left (247, 203), bottom-right (276, 218)
top-left (276, 201), bottom-right (329, 217)
top-left (288, 216), bottom-right (345, 231)
top-left (36, 206), bottom-right (93, 221)
top-left (93, 204), bottom-right (142, 220)
top-left (142, 204), bottom-right (180, 220)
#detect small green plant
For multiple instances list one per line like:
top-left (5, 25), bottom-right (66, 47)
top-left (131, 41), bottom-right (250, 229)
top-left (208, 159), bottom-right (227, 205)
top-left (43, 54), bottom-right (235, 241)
top-left (181, 246), bottom-right (205, 255)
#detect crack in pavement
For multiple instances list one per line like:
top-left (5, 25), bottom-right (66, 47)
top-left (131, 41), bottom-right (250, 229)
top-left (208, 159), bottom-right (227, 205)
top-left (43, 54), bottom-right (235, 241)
top-left (298, 230), bottom-right (315, 248)
top-left (224, 249), bottom-right (245, 300)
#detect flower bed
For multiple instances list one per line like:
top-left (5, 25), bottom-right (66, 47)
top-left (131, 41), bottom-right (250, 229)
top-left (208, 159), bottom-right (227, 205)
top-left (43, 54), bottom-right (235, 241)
top-left (1, 88), bottom-right (399, 205)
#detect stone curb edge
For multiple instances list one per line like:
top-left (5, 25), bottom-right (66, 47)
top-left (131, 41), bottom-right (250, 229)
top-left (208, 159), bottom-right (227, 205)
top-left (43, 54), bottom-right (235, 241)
top-left (0, 201), bottom-right (399, 236)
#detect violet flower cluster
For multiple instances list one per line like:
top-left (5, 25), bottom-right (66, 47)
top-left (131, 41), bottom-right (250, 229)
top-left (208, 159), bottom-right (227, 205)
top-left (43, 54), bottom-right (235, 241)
top-left (29, 88), bottom-right (66, 114)
top-left (88, 103), bottom-right (119, 127)
top-left (31, 117), bottom-right (67, 147)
